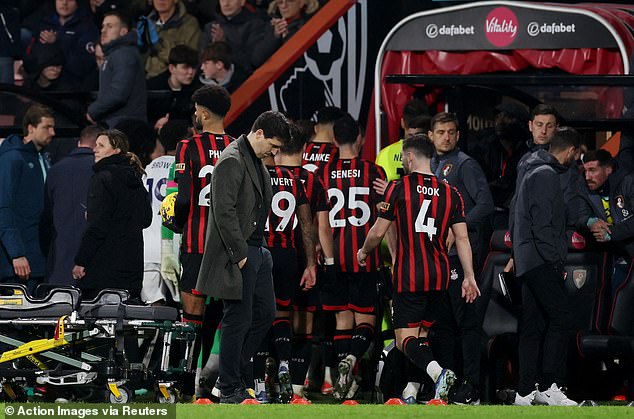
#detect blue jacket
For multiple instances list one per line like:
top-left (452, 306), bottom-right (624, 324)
top-left (0, 135), bottom-right (49, 279)
top-left (45, 147), bottom-right (94, 285)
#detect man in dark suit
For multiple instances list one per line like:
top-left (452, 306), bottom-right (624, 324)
top-left (45, 125), bottom-right (100, 286)
top-left (196, 111), bottom-right (300, 403)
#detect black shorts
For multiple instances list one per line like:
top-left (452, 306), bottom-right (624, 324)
top-left (180, 252), bottom-right (205, 296)
top-left (392, 290), bottom-right (451, 330)
top-left (321, 271), bottom-right (380, 314)
top-left (271, 247), bottom-right (298, 311)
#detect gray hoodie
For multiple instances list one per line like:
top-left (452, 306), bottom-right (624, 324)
top-left (87, 31), bottom-right (147, 127)
top-left (512, 149), bottom-right (569, 277)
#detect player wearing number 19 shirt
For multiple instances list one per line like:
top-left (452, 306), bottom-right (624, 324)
top-left (173, 86), bottom-right (232, 397)
top-left (317, 113), bottom-right (386, 400)
top-left (263, 164), bottom-right (311, 402)
top-left (357, 135), bottom-right (480, 402)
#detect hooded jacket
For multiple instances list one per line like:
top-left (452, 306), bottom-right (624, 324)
top-left (87, 31), bottom-right (147, 127)
top-left (31, 4), bottom-right (98, 83)
top-left (75, 154), bottom-right (152, 293)
top-left (512, 149), bottom-right (569, 277)
top-left (0, 134), bottom-right (49, 279)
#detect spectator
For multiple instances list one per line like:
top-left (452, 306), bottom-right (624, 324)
top-left (89, 0), bottom-right (128, 25)
top-left (511, 128), bottom-right (580, 406)
top-left (198, 0), bottom-right (270, 73)
top-left (87, 10), bottom-right (147, 127)
top-left (142, 0), bottom-right (201, 79)
top-left (260, 0), bottom-right (319, 51)
top-left (45, 125), bottom-right (100, 286)
top-left (72, 129), bottom-right (152, 301)
top-left (0, 105), bottom-right (55, 294)
top-left (0, 1), bottom-right (20, 84)
top-left (23, 41), bottom-right (73, 92)
top-left (147, 44), bottom-right (200, 130)
top-left (28, 0), bottom-right (98, 85)
top-left (199, 41), bottom-right (246, 92)
top-left (470, 100), bottom-right (529, 210)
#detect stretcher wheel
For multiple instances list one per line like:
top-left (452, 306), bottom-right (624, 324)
top-left (108, 386), bottom-right (131, 404)
top-left (156, 388), bottom-right (178, 404)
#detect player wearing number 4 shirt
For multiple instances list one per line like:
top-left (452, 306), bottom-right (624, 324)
top-left (173, 86), bottom-right (233, 397)
top-left (358, 135), bottom-right (480, 402)
top-left (317, 113), bottom-right (386, 400)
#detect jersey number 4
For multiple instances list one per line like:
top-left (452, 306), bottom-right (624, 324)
top-left (327, 187), bottom-right (370, 228)
top-left (415, 199), bottom-right (438, 240)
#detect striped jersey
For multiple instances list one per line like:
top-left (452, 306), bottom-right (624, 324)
top-left (174, 132), bottom-right (233, 254)
top-left (266, 166), bottom-right (308, 249)
top-left (318, 158), bottom-right (386, 272)
top-left (302, 141), bottom-right (338, 172)
top-left (379, 172), bottom-right (465, 293)
top-left (289, 166), bottom-right (329, 214)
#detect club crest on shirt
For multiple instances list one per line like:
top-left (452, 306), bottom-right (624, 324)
top-left (442, 163), bottom-right (453, 177)
top-left (616, 195), bottom-right (625, 209)
top-left (573, 269), bottom-right (587, 289)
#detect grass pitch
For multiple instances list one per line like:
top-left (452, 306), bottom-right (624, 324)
top-left (174, 404), bottom-right (633, 419)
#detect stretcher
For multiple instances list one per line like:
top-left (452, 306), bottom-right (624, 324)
top-left (0, 284), bottom-right (194, 403)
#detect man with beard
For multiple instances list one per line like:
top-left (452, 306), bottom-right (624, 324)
top-left (510, 128), bottom-right (581, 406)
top-left (172, 85), bottom-right (233, 398)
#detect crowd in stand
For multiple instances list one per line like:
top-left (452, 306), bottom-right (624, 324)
top-left (1, 0), bottom-right (634, 408)
top-left (0, 0), bottom-right (324, 130)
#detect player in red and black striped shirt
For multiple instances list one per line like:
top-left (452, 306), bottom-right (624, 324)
top-left (302, 107), bottom-right (345, 172)
top-left (357, 135), bottom-right (479, 402)
top-left (268, 123), bottom-right (338, 399)
top-left (317, 113), bottom-right (386, 400)
top-left (173, 86), bottom-right (233, 395)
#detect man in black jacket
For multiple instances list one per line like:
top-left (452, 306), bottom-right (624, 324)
top-left (511, 129), bottom-right (580, 406)
top-left (87, 10), bottom-right (147, 127)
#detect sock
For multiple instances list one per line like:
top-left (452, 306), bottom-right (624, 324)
top-left (349, 323), bottom-right (375, 359)
top-left (403, 336), bottom-right (437, 380)
top-left (333, 329), bottom-right (352, 362)
top-left (253, 333), bottom-right (271, 382)
top-left (291, 334), bottom-right (312, 385)
top-left (402, 381), bottom-right (421, 398)
top-left (324, 366), bottom-right (332, 384)
top-left (272, 318), bottom-right (292, 362)
top-left (323, 312), bottom-right (337, 368)
top-left (426, 361), bottom-right (443, 383)
top-left (181, 312), bottom-right (203, 397)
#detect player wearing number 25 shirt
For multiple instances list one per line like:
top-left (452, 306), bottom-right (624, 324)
top-left (318, 113), bottom-right (387, 400)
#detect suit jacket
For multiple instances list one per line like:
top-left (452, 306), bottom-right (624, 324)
top-left (196, 135), bottom-right (272, 299)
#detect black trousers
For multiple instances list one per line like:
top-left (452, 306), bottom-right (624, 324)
top-left (219, 245), bottom-right (275, 394)
top-left (518, 263), bottom-right (572, 395)
top-left (447, 255), bottom-right (482, 386)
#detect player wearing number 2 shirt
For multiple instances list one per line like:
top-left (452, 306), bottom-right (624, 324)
top-left (172, 86), bottom-right (232, 398)
top-left (357, 135), bottom-right (479, 402)
top-left (316, 113), bottom-right (386, 400)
